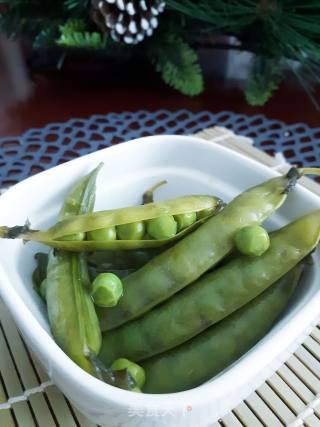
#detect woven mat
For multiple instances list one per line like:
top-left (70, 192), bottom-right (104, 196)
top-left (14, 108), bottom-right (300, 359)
top-left (1, 126), bottom-right (320, 427)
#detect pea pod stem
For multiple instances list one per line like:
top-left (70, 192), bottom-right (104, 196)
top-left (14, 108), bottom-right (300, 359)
top-left (298, 167), bottom-right (320, 176)
top-left (142, 180), bottom-right (167, 204)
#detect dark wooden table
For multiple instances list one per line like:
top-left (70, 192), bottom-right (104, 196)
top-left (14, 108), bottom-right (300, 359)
top-left (0, 67), bottom-right (319, 138)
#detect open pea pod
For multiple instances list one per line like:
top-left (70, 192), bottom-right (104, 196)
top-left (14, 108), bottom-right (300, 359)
top-left (47, 195), bottom-right (221, 238)
top-left (0, 195), bottom-right (223, 251)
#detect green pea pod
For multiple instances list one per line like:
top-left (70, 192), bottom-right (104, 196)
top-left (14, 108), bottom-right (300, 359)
top-left (45, 166), bottom-right (139, 390)
top-left (46, 165), bottom-right (102, 374)
top-left (46, 251), bottom-right (102, 373)
top-left (99, 210), bottom-right (320, 362)
top-left (141, 262), bottom-right (304, 394)
top-left (43, 195), bottom-right (220, 238)
top-left (99, 168), bottom-right (302, 331)
top-left (0, 195), bottom-right (223, 251)
top-left (88, 247), bottom-right (166, 270)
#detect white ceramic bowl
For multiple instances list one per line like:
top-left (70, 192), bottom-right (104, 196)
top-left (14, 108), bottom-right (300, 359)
top-left (0, 135), bottom-right (320, 427)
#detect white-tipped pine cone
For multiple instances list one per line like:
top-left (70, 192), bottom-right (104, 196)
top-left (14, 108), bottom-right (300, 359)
top-left (92, 0), bottom-right (165, 45)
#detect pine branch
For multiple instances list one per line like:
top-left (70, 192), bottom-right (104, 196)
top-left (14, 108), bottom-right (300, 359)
top-left (166, 0), bottom-right (257, 32)
top-left (57, 18), bottom-right (107, 49)
top-left (148, 34), bottom-right (204, 96)
top-left (245, 56), bottom-right (282, 106)
top-left (64, 0), bottom-right (90, 11)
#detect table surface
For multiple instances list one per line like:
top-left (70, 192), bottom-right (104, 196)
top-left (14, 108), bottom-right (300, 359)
top-left (1, 69), bottom-right (319, 138)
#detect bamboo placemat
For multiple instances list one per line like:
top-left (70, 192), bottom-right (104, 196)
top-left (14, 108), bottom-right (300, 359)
top-left (1, 126), bottom-right (320, 427)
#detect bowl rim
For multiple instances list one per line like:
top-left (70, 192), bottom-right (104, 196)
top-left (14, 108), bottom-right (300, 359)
top-left (0, 134), bottom-right (320, 410)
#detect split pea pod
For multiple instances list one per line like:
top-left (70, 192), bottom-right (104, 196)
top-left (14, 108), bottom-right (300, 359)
top-left (141, 262), bottom-right (305, 394)
top-left (99, 210), bottom-right (320, 363)
top-left (0, 195), bottom-right (222, 250)
top-left (45, 165), bottom-right (102, 374)
top-left (99, 168), bottom-right (301, 331)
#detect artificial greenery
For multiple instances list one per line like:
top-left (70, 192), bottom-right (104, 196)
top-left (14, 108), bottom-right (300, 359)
top-left (57, 19), bottom-right (106, 49)
top-left (245, 56), bottom-right (283, 107)
top-left (1, 0), bottom-right (320, 106)
top-left (147, 33), bottom-right (203, 96)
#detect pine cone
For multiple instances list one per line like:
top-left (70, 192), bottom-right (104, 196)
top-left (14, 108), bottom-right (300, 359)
top-left (91, 0), bottom-right (165, 45)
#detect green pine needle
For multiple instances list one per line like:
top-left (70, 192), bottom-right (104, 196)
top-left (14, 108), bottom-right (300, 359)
top-left (149, 35), bottom-right (204, 96)
top-left (166, 0), bottom-right (257, 32)
top-left (64, 0), bottom-right (90, 10)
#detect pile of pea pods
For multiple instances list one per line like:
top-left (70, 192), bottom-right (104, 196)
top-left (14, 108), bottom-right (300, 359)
top-left (2, 164), bottom-right (320, 394)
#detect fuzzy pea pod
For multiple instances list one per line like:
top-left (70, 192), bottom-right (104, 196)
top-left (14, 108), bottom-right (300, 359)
top-left (141, 262), bottom-right (304, 393)
top-left (46, 165), bottom-right (102, 374)
top-left (100, 210), bottom-right (320, 362)
top-left (0, 195), bottom-right (222, 250)
top-left (99, 168), bottom-right (301, 331)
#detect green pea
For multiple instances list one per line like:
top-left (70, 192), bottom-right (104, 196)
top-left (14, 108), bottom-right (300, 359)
top-left (91, 273), bottom-right (123, 307)
top-left (147, 215), bottom-right (177, 240)
top-left (235, 225), bottom-right (270, 257)
top-left (174, 212), bottom-right (197, 231)
top-left (111, 358), bottom-right (145, 389)
top-left (196, 207), bottom-right (215, 220)
top-left (58, 232), bottom-right (85, 241)
top-left (117, 221), bottom-right (145, 240)
top-left (87, 226), bottom-right (117, 241)
top-left (40, 279), bottom-right (47, 301)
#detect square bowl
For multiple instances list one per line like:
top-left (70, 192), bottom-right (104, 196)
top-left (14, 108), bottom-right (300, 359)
top-left (0, 135), bottom-right (320, 427)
